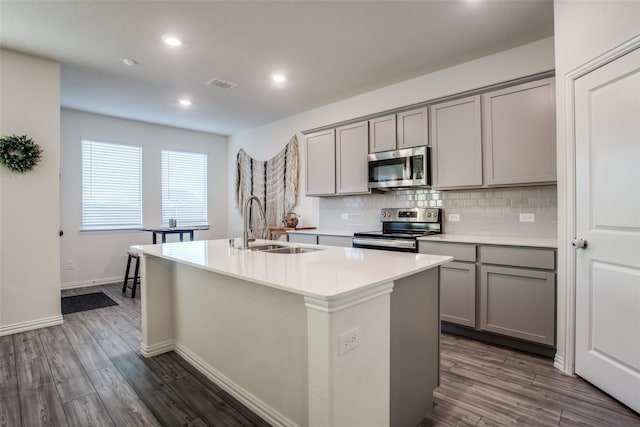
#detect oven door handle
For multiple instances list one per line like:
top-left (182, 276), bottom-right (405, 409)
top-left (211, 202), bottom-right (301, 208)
top-left (352, 237), bottom-right (416, 250)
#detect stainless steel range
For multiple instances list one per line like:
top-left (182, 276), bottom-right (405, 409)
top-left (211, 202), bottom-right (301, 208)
top-left (352, 207), bottom-right (442, 253)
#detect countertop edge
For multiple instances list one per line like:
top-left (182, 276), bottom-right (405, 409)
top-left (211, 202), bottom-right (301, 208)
top-left (132, 240), bottom-right (451, 301)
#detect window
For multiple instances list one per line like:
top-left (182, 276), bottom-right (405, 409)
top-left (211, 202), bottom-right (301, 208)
top-left (162, 150), bottom-right (207, 225)
top-left (82, 140), bottom-right (142, 230)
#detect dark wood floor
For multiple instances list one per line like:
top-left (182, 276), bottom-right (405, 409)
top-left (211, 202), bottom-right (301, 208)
top-left (1, 283), bottom-right (639, 427)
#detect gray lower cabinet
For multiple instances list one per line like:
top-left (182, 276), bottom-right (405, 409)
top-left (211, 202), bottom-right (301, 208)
top-left (479, 245), bottom-right (556, 346)
top-left (418, 242), bottom-right (476, 328)
top-left (317, 235), bottom-right (353, 247)
top-left (419, 240), bottom-right (556, 347)
top-left (440, 261), bottom-right (476, 327)
top-left (480, 265), bottom-right (555, 346)
top-left (288, 233), bottom-right (353, 247)
top-left (288, 233), bottom-right (318, 245)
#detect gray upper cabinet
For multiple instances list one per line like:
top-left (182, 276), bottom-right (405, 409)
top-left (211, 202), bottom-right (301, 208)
top-left (369, 114), bottom-right (396, 153)
top-left (397, 108), bottom-right (429, 150)
top-left (369, 108), bottom-right (428, 153)
top-left (336, 121), bottom-right (370, 194)
top-left (482, 78), bottom-right (556, 186)
top-left (305, 129), bottom-right (335, 196)
top-left (430, 96), bottom-right (482, 189)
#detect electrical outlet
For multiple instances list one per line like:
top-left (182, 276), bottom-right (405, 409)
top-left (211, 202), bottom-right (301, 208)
top-left (520, 213), bottom-right (535, 222)
top-left (341, 213), bottom-right (349, 220)
top-left (338, 327), bottom-right (360, 355)
top-left (448, 213), bottom-right (460, 222)
top-left (65, 261), bottom-right (75, 270)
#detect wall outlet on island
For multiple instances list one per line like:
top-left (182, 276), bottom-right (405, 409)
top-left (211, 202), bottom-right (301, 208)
top-left (65, 261), bottom-right (75, 270)
top-left (520, 213), bottom-right (535, 222)
top-left (339, 327), bottom-right (360, 355)
top-left (448, 213), bottom-right (461, 222)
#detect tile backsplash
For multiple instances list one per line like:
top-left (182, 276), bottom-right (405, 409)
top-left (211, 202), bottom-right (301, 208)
top-left (318, 186), bottom-right (557, 238)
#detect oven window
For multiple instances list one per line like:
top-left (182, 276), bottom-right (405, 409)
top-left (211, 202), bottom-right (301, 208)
top-left (369, 158), bottom-right (406, 182)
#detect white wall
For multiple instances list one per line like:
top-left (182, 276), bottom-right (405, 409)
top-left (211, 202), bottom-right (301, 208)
top-left (553, 1), bottom-right (640, 373)
top-left (227, 37), bottom-right (555, 236)
top-left (0, 50), bottom-right (61, 335)
top-left (60, 109), bottom-right (228, 288)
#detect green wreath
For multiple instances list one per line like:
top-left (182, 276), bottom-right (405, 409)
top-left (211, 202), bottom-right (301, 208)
top-left (0, 134), bottom-right (43, 173)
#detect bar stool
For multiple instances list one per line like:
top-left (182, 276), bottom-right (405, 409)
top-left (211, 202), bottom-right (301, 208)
top-left (122, 250), bottom-right (140, 298)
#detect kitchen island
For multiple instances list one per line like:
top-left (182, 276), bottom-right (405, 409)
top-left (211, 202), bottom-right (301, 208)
top-left (133, 239), bottom-right (451, 427)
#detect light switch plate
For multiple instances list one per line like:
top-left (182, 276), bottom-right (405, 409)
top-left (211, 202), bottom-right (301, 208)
top-left (341, 213), bottom-right (349, 220)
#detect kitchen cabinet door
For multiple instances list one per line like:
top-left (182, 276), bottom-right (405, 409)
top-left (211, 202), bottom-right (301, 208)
top-left (369, 114), bottom-right (396, 153)
top-left (480, 265), bottom-right (555, 345)
top-left (305, 129), bottom-right (335, 196)
top-left (441, 261), bottom-right (476, 327)
top-left (482, 78), bottom-right (556, 186)
top-left (430, 96), bottom-right (482, 188)
top-left (336, 121), bottom-right (370, 194)
top-left (397, 107), bottom-right (429, 150)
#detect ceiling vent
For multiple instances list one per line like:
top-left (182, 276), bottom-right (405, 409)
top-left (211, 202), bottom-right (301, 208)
top-left (206, 77), bottom-right (238, 90)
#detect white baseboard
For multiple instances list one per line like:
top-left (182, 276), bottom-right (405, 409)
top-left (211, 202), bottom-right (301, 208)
top-left (61, 276), bottom-right (122, 290)
top-left (0, 314), bottom-right (64, 336)
top-left (140, 339), bottom-right (175, 358)
top-left (554, 354), bottom-right (566, 373)
top-left (174, 342), bottom-right (298, 427)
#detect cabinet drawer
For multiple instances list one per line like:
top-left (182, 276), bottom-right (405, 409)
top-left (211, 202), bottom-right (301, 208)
top-left (480, 246), bottom-right (555, 270)
top-left (288, 233), bottom-right (318, 245)
top-left (419, 242), bottom-right (476, 262)
top-left (318, 235), bottom-right (353, 248)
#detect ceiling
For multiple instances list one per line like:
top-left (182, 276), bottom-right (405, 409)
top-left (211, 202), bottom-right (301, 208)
top-left (0, 1), bottom-right (553, 136)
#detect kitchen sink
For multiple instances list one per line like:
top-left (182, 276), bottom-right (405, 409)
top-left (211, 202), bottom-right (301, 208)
top-left (249, 244), bottom-right (289, 251)
top-left (262, 247), bottom-right (324, 254)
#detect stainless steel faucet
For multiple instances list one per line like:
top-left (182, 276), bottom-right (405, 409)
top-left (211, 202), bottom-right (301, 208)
top-left (242, 195), bottom-right (266, 249)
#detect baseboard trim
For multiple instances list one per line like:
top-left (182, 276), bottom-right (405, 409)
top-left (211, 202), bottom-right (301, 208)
top-left (174, 342), bottom-right (298, 427)
top-left (61, 276), bottom-right (122, 290)
top-left (553, 354), bottom-right (566, 373)
top-left (0, 314), bottom-right (64, 336)
top-left (140, 340), bottom-right (174, 358)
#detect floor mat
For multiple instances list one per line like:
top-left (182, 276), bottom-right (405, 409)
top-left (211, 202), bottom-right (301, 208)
top-left (61, 292), bottom-right (118, 315)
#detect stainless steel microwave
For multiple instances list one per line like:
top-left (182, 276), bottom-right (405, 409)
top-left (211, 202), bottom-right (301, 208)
top-left (368, 146), bottom-right (431, 190)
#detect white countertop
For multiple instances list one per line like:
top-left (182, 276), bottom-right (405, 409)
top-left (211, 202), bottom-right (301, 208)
top-left (133, 239), bottom-right (451, 300)
top-left (419, 234), bottom-right (557, 248)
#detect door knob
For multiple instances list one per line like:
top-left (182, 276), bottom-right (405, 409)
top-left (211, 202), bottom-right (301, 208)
top-left (571, 238), bottom-right (587, 249)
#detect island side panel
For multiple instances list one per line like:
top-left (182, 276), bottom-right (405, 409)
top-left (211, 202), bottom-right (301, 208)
top-left (390, 267), bottom-right (440, 427)
top-left (305, 284), bottom-right (393, 427)
top-left (140, 254), bottom-right (176, 356)
top-left (171, 262), bottom-right (308, 427)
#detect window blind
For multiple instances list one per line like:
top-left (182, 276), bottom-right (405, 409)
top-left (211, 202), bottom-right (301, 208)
top-left (161, 150), bottom-right (208, 225)
top-left (82, 140), bottom-right (143, 230)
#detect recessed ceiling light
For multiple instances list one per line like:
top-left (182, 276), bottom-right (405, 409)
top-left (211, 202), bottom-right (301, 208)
top-left (122, 58), bottom-right (137, 66)
top-left (271, 73), bottom-right (286, 83)
top-left (162, 35), bottom-right (182, 47)
top-left (178, 99), bottom-right (191, 106)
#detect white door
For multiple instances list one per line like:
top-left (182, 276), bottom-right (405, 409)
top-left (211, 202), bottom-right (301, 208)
top-left (574, 47), bottom-right (640, 413)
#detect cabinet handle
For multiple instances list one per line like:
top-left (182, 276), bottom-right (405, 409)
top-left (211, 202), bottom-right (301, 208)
top-left (571, 238), bottom-right (587, 250)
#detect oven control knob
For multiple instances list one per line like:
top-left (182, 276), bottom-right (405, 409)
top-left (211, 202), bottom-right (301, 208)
top-left (427, 212), bottom-right (432, 217)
